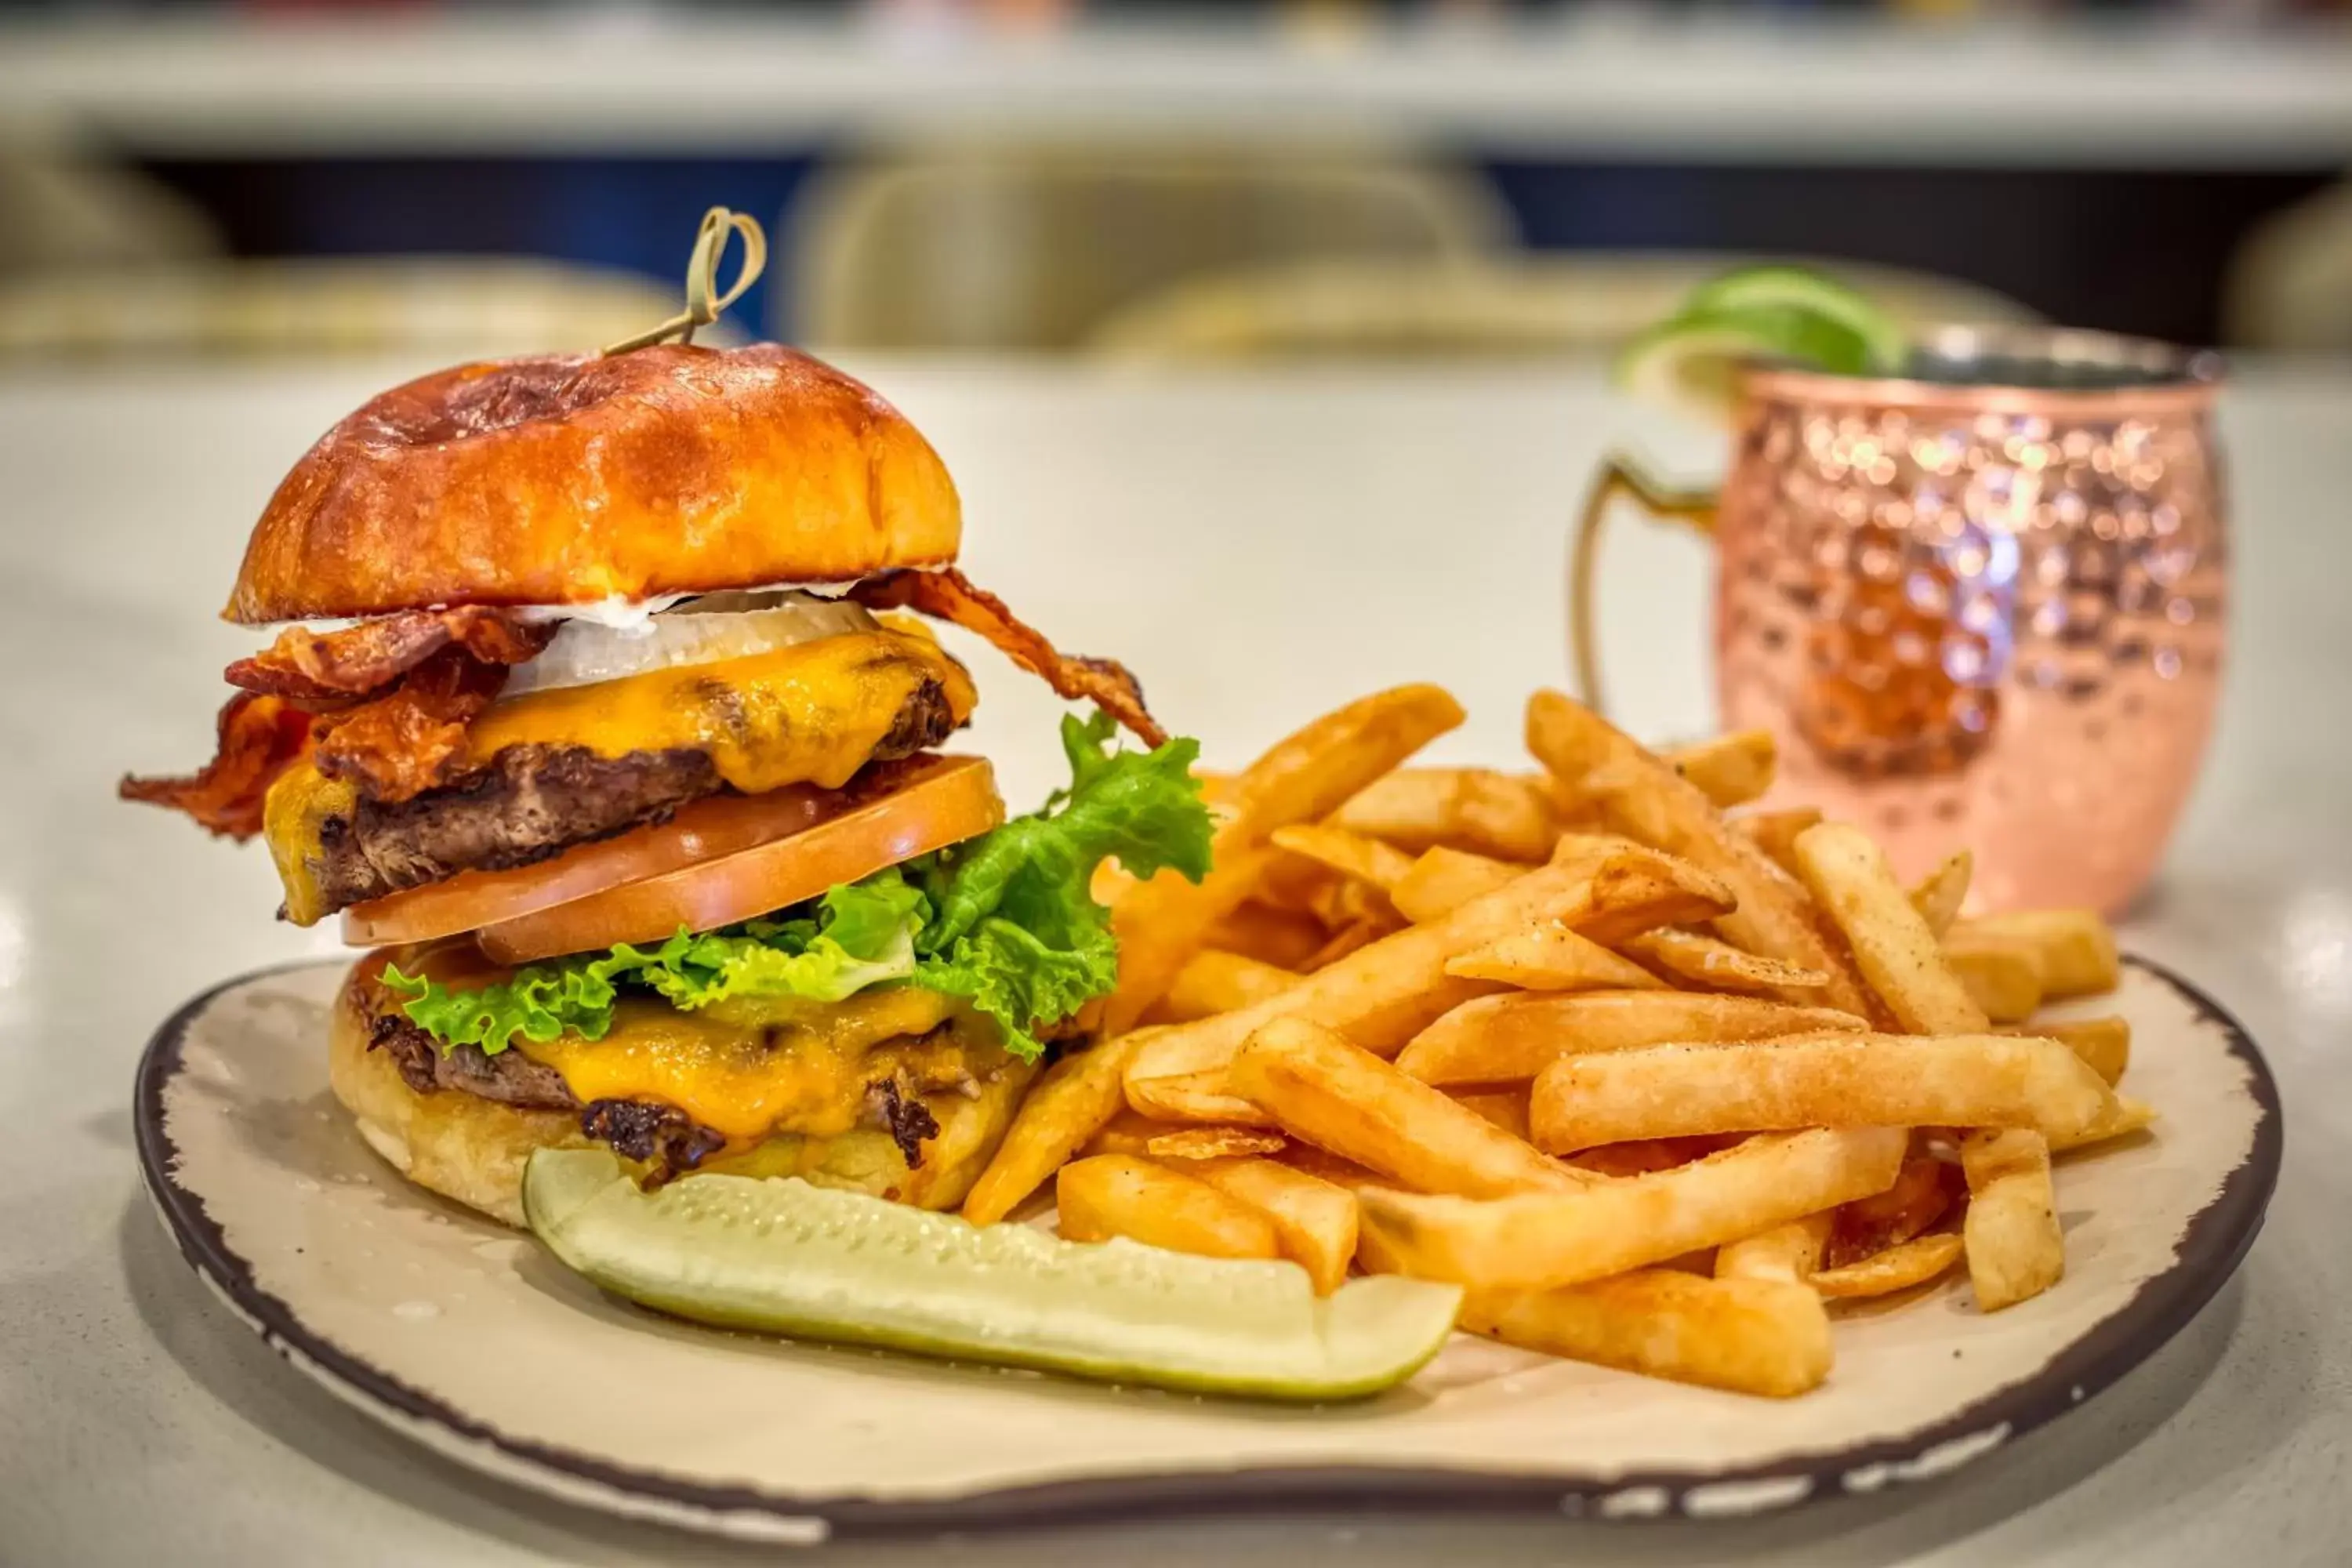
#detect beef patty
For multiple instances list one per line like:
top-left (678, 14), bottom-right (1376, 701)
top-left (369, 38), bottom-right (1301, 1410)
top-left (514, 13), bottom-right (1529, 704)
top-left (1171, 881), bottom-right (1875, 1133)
top-left (308, 674), bottom-right (960, 915)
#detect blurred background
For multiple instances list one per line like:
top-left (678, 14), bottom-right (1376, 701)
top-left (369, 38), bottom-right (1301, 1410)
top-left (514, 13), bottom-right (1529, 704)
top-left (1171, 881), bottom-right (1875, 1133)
top-left (1, 0), bottom-right (2349, 365)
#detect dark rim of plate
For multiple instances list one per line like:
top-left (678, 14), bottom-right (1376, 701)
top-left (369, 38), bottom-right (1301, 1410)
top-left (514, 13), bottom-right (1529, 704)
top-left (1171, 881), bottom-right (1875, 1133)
top-left (133, 954), bottom-right (2282, 1537)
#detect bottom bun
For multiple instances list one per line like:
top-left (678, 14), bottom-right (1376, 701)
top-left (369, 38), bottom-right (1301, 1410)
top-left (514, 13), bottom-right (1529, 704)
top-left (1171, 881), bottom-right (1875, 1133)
top-left (328, 962), bottom-right (1035, 1229)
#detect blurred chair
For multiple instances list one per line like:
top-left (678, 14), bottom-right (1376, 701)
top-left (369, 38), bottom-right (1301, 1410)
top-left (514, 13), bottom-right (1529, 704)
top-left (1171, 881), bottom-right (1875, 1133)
top-left (0, 141), bottom-right (218, 275)
top-left (2225, 182), bottom-right (2352, 355)
top-left (1086, 254), bottom-right (2038, 363)
top-left (787, 144), bottom-right (1513, 350)
top-left (0, 258), bottom-right (730, 362)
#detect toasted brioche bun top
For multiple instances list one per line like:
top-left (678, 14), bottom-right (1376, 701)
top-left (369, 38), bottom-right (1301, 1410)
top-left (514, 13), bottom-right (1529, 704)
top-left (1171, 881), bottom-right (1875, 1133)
top-left (226, 343), bottom-right (960, 625)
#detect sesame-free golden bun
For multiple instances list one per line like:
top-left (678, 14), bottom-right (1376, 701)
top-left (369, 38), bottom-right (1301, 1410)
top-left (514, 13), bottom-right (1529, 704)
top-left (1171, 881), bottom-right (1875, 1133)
top-left (227, 343), bottom-right (960, 625)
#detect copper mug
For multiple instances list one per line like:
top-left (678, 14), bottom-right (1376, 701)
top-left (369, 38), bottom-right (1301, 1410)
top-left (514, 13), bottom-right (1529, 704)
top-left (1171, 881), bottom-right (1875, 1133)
top-left (1573, 328), bottom-right (2227, 914)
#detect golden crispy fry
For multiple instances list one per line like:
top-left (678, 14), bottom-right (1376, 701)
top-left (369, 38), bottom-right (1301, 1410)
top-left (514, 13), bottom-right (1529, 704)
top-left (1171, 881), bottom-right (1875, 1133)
top-left (1944, 938), bottom-right (2046, 1024)
top-left (1145, 1126), bottom-right (1290, 1161)
top-left (1102, 685), bottom-right (1465, 1033)
top-left (1123, 853), bottom-right (1712, 1118)
top-left (1829, 1152), bottom-right (1955, 1264)
top-left (1081, 1108), bottom-right (1174, 1158)
top-left (1960, 1129), bottom-right (2063, 1311)
top-left (1526, 691), bottom-right (1873, 1017)
top-left (1811, 1232), bottom-right (1965, 1300)
top-left (1445, 920), bottom-right (1666, 992)
top-left (1663, 729), bottom-right (1778, 810)
top-left (1232, 1016), bottom-right (1592, 1199)
top-left (1055, 1154), bottom-right (1282, 1262)
top-left (2005, 1014), bottom-right (2130, 1087)
top-left (1250, 848), bottom-right (1348, 918)
top-left (1396, 991), bottom-right (1866, 1087)
top-left (1908, 849), bottom-right (1973, 939)
top-left (1206, 900), bottom-right (1330, 971)
top-left (962, 1033), bottom-right (1147, 1225)
top-left (1448, 1088), bottom-right (1533, 1143)
top-left (1457, 1272), bottom-right (1831, 1398)
top-left (1794, 822), bottom-right (1989, 1036)
top-left (1733, 808), bottom-right (1824, 880)
top-left (1154, 949), bottom-right (1300, 1024)
top-left (2049, 1094), bottom-right (2155, 1153)
top-left (1564, 1135), bottom-right (1739, 1178)
top-left (1715, 1214), bottom-right (1832, 1284)
top-left (1357, 1127), bottom-right (1907, 1290)
top-left (1298, 915), bottom-right (1399, 972)
top-left (1269, 823), bottom-right (1417, 892)
top-left (1276, 1143), bottom-right (1392, 1192)
top-left (1619, 928), bottom-right (1831, 994)
top-left (1390, 847), bottom-right (1523, 925)
top-left (1950, 909), bottom-right (2121, 1000)
top-left (1331, 768), bottom-right (1559, 863)
top-left (1125, 1069), bottom-right (1265, 1124)
top-left (1529, 1033), bottom-right (2117, 1151)
top-left (1188, 1156), bottom-right (1359, 1294)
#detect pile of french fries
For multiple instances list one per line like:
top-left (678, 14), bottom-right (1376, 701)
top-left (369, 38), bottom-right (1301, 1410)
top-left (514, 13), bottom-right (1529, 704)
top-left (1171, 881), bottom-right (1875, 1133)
top-left (960, 685), bottom-right (2147, 1399)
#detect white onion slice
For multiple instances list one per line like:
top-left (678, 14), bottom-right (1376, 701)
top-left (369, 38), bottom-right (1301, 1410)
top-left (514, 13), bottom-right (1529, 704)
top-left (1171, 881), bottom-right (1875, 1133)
top-left (497, 592), bottom-right (880, 699)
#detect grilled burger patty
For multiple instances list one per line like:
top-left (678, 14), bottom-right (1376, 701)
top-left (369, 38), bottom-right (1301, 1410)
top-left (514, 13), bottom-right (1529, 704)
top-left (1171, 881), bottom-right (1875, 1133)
top-left (309, 675), bottom-right (962, 914)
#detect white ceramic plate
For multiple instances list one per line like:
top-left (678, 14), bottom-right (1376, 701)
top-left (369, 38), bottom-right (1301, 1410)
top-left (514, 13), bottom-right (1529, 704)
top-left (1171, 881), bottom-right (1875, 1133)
top-left (136, 957), bottom-right (2278, 1544)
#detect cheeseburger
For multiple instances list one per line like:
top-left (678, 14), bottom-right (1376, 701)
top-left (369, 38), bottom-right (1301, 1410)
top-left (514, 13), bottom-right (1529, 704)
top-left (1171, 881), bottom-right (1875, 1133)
top-left (124, 342), bottom-right (1208, 1226)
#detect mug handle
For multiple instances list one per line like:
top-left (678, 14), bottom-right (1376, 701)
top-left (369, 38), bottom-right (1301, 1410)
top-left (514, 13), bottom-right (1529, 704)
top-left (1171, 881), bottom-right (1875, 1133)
top-left (1569, 452), bottom-right (1721, 717)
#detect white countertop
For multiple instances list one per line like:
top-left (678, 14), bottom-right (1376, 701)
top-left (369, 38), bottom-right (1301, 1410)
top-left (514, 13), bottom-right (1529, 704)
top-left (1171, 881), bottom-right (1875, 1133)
top-left (5, 15), bottom-right (2352, 167)
top-left (0, 354), bottom-right (2346, 1564)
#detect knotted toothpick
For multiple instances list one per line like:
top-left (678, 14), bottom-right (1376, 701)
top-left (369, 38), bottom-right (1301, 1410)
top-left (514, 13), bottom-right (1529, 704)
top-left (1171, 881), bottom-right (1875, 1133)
top-left (601, 205), bottom-right (768, 355)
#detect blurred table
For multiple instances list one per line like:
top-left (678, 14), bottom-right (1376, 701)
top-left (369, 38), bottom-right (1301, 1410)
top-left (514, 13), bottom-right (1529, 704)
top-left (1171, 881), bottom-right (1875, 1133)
top-left (5, 15), bottom-right (2352, 168)
top-left (2, 356), bottom-right (2348, 1566)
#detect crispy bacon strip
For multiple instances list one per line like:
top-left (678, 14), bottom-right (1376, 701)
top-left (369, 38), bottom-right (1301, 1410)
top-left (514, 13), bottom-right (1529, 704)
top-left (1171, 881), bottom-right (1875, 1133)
top-left (850, 568), bottom-right (1166, 748)
top-left (227, 606), bottom-right (554, 703)
top-left (311, 648), bottom-right (510, 804)
top-left (119, 693), bottom-right (313, 840)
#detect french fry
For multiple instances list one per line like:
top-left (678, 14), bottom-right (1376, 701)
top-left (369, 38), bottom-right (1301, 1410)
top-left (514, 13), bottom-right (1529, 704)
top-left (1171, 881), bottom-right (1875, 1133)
top-left (1793, 822), bottom-right (1989, 1036)
top-left (1960, 1129), bottom-right (2063, 1310)
top-left (1950, 910), bottom-right (2121, 1000)
top-left (1444, 920), bottom-right (1666, 992)
top-left (1811, 1233), bottom-right (1965, 1300)
top-left (1944, 938), bottom-right (2046, 1024)
top-left (1081, 1108), bottom-right (1174, 1158)
top-left (1390, 847), bottom-right (1522, 924)
top-left (1055, 1154), bottom-right (1281, 1262)
top-left (961, 1033), bottom-right (1146, 1225)
top-left (1619, 928), bottom-right (1831, 994)
top-left (2049, 1094), bottom-right (2155, 1153)
top-left (1526, 691), bottom-right (1874, 1018)
top-left (1298, 915), bottom-right (1399, 972)
top-left (1232, 1017), bottom-right (1592, 1198)
top-left (1102, 684), bottom-right (1466, 1032)
top-left (1357, 1127), bottom-right (1907, 1290)
top-left (1908, 850), bottom-right (1973, 939)
top-left (1565, 1135), bottom-right (1737, 1178)
top-left (1126, 1069), bottom-right (1267, 1124)
top-left (1331, 768), bottom-right (1559, 863)
top-left (1124, 852), bottom-right (1721, 1117)
top-left (1188, 1156), bottom-right (1359, 1294)
top-left (1146, 1126), bottom-right (1290, 1161)
top-left (1449, 1089), bottom-right (1533, 1143)
top-left (1735, 808), bottom-right (1824, 879)
top-left (1397, 991), bottom-right (1867, 1087)
top-left (2005, 1014), bottom-right (2130, 1087)
top-left (1715, 1214), bottom-right (1832, 1284)
top-left (1457, 1272), bottom-right (1831, 1398)
top-left (1276, 1143), bottom-right (1392, 1192)
top-left (1154, 949), bottom-right (1300, 1024)
top-left (1530, 1033), bottom-right (2118, 1151)
top-left (1828, 1152), bottom-right (1955, 1264)
top-left (1205, 901), bottom-right (1330, 971)
top-left (1269, 823), bottom-right (1417, 892)
top-left (1664, 729), bottom-right (1777, 810)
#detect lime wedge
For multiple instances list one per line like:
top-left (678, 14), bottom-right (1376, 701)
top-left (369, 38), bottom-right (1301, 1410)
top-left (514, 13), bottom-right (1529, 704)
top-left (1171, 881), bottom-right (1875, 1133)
top-left (524, 1149), bottom-right (1461, 1401)
top-left (1615, 267), bottom-right (1908, 423)
top-left (1676, 265), bottom-right (1909, 372)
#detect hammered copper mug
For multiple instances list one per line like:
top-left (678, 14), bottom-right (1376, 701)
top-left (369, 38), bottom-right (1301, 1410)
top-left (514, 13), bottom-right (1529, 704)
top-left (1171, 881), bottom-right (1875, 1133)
top-left (1573, 328), bottom-right (2227, 914)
